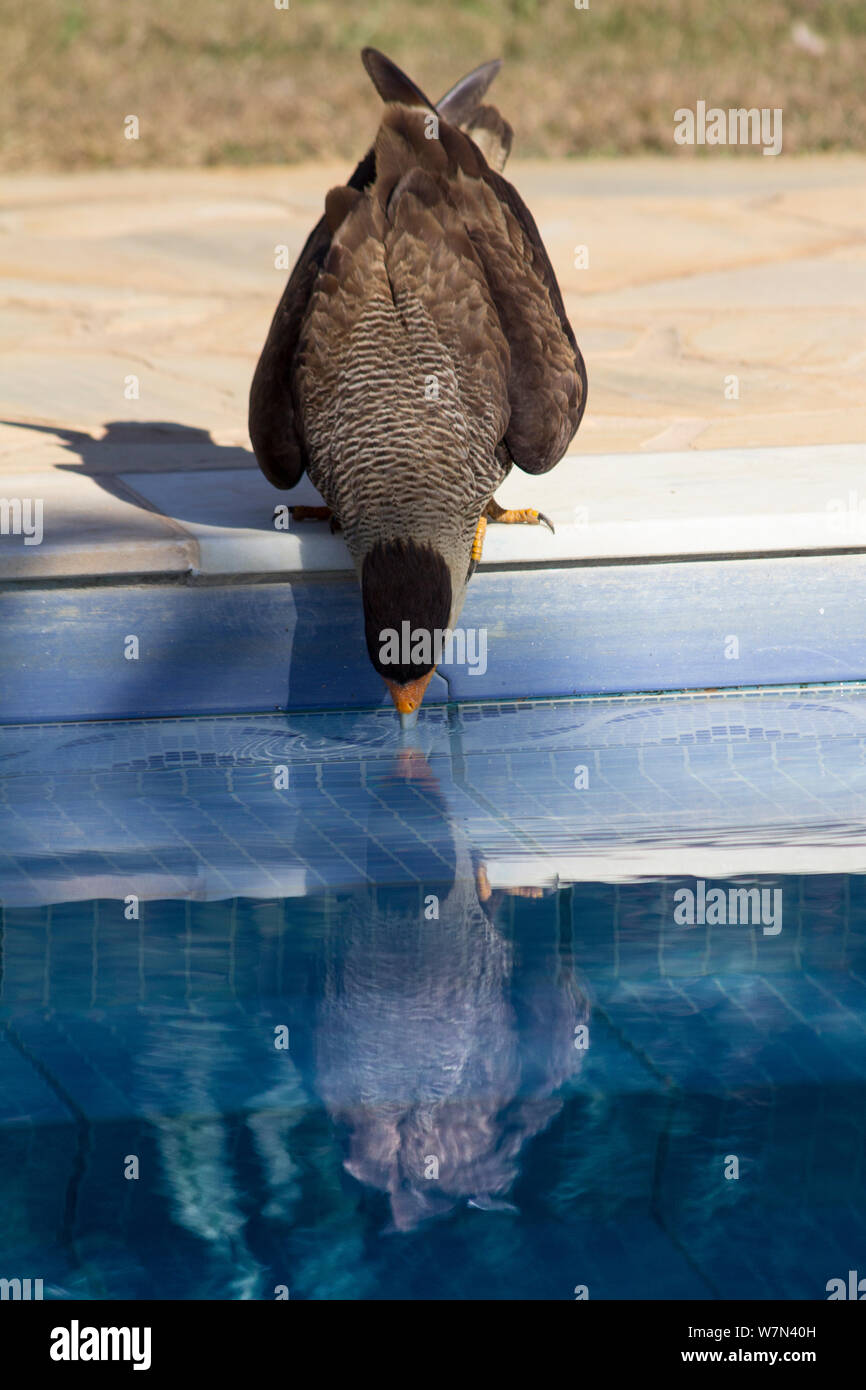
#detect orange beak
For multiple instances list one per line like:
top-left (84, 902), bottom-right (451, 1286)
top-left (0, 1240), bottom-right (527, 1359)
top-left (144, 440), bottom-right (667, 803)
top-left (384, 669), bottom-right (435, 726)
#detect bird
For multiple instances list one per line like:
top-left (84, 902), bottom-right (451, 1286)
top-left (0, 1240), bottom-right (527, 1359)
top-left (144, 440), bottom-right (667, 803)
top-left (249, 48), bottom-right (587, 727)
top-left (313, 748), bottom-right (589, 1233)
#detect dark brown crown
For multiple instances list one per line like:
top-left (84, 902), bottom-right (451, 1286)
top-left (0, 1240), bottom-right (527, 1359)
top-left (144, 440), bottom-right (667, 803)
top-left (362, 538), bottom-right (452, 682)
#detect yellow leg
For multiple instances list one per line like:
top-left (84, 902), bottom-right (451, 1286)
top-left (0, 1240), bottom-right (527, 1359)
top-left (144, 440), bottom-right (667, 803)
top-left (290, 505), bottom-right (341, 532)
top-left (475, 862), bottom-right (492, 902)
top-left (290, 506), bottom-right (331, 521)
top-left (471, 514), bottom-right (487, 563)
top-left (485, 498), bottom-right (554, 533)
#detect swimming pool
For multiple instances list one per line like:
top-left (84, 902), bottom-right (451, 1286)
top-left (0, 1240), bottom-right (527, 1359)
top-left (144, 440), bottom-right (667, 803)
top-left (1, 691), bottom-right (865, 1299)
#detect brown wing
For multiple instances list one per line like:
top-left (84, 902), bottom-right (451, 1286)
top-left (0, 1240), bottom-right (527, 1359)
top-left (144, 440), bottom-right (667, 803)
top-left (381, 165), bottom-right (512, 470)
top-left (247, 150), bottom-right (374, 490)
top-left (248, 51), bottom-right (508, 489)
top-left (293, 158), bottom-right (511, 549)
top-left (374, 107), bottom-right (586, 476)
top-left (479, 161), bottom-right (587, 473)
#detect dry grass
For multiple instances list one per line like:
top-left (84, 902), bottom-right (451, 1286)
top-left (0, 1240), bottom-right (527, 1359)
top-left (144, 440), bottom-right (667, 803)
top-left (2, 0), bottom-right (864, 170)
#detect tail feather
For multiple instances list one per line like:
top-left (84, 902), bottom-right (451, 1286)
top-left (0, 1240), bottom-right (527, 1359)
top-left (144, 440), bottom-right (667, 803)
top-left (436, 58), bottom-right (503, 126)
top-left (324, 185), bottom-right (363, 235)
top-left (361, 47), bottom-right (435, 109)
top-left (361, 49), bottom-right (504, 136)
top-left (464, 105), bottom-right (513, 172)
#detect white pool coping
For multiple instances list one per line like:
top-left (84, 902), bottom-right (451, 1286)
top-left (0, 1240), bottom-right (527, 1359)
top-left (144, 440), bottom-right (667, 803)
top-left (2, 442), bottom-right (865, 581)
top-left (8, 842), bottom-right (866, 908)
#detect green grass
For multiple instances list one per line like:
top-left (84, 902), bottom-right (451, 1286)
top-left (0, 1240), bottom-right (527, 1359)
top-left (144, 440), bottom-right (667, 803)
top-left (1, 0), bottom-right (862, 170)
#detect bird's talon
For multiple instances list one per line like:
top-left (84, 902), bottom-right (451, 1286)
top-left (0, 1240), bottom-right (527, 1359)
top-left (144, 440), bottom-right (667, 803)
top-left (475, 863), bottom-right (492, 902)
top-left (471, 515), bottom-right (487, 562)
top-left (290, 505), bottom-right (333, 523)
top-left (467, 514), bottom-right (487, 577)
top-left (289, 505), bottom-right (342, 532)
top-left (485, 500), bottom-right (555, 534)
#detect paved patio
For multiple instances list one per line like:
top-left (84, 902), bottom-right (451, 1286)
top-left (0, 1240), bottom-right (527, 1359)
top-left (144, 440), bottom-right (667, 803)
top-left (1, 157), bottom-right (864, 718)
top-left (2, 154), bottom-right (864, 467)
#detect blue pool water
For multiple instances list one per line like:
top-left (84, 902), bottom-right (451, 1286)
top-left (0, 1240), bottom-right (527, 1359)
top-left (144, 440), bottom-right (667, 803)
top-left (1, 692), bottom-right (866, 1299)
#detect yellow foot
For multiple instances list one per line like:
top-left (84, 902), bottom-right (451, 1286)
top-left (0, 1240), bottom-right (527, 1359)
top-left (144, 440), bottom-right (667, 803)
top-left (475, 862), bottom-right (492, 902)
top-left (290, 505), bottom-right (341, 532)
top-left (468, 499), bottom-right (554, 577)
top-left (485, 498), bottom-right (555, 533)
top-left (474, 862), bottom-right (546, 910)
top-left (467, 514), bottom-right (488, 577)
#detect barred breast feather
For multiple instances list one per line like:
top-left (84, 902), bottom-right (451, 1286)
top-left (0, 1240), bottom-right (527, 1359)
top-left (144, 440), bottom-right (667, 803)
top-left (249, 49), bottom-right (586, 556)
top-left (294, 112), bottom-right (512, 565)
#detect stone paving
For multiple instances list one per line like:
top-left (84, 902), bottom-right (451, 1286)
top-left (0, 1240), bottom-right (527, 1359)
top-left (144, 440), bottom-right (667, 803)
top-left (2, 157), bottom-right (865, 1310)
top-left (1, 156), bottom-right (864, 586)
top-left (2, 156), bottom-right (864, 480)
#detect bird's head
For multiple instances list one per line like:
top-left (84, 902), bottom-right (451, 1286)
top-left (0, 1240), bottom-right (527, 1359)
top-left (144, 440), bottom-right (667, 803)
top-left (362, 536), bottom-right (464, 727)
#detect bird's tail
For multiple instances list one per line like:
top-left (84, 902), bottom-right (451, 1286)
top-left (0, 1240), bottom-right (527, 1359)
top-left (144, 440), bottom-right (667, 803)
top-left (462, 106), bottom-right (513, 173)
top-left (360, 47), bottom-right (512, 171)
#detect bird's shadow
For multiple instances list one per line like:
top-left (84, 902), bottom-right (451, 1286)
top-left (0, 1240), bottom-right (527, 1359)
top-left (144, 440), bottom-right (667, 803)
top-left (4, 418), bottom-right (323, 534)
top-left (4, 418), bottom-right (395, 716)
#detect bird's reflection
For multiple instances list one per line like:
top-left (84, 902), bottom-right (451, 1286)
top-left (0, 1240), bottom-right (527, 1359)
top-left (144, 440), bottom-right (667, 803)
top-left (314, 748), bottom-right (589, 1231)
top-left (120, 747), bottom-right (588, 1284)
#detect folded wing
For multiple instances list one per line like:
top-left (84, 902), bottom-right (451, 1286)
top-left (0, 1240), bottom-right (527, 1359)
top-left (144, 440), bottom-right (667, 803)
top-left (372, 106), bottom-right (586, 477)
top-left (248, 50), bottom-right (514, 489)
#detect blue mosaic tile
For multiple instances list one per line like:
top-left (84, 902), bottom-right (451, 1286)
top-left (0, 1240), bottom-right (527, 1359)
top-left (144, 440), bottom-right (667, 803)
top-left (1, 690), bottom-right (865, 1298)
